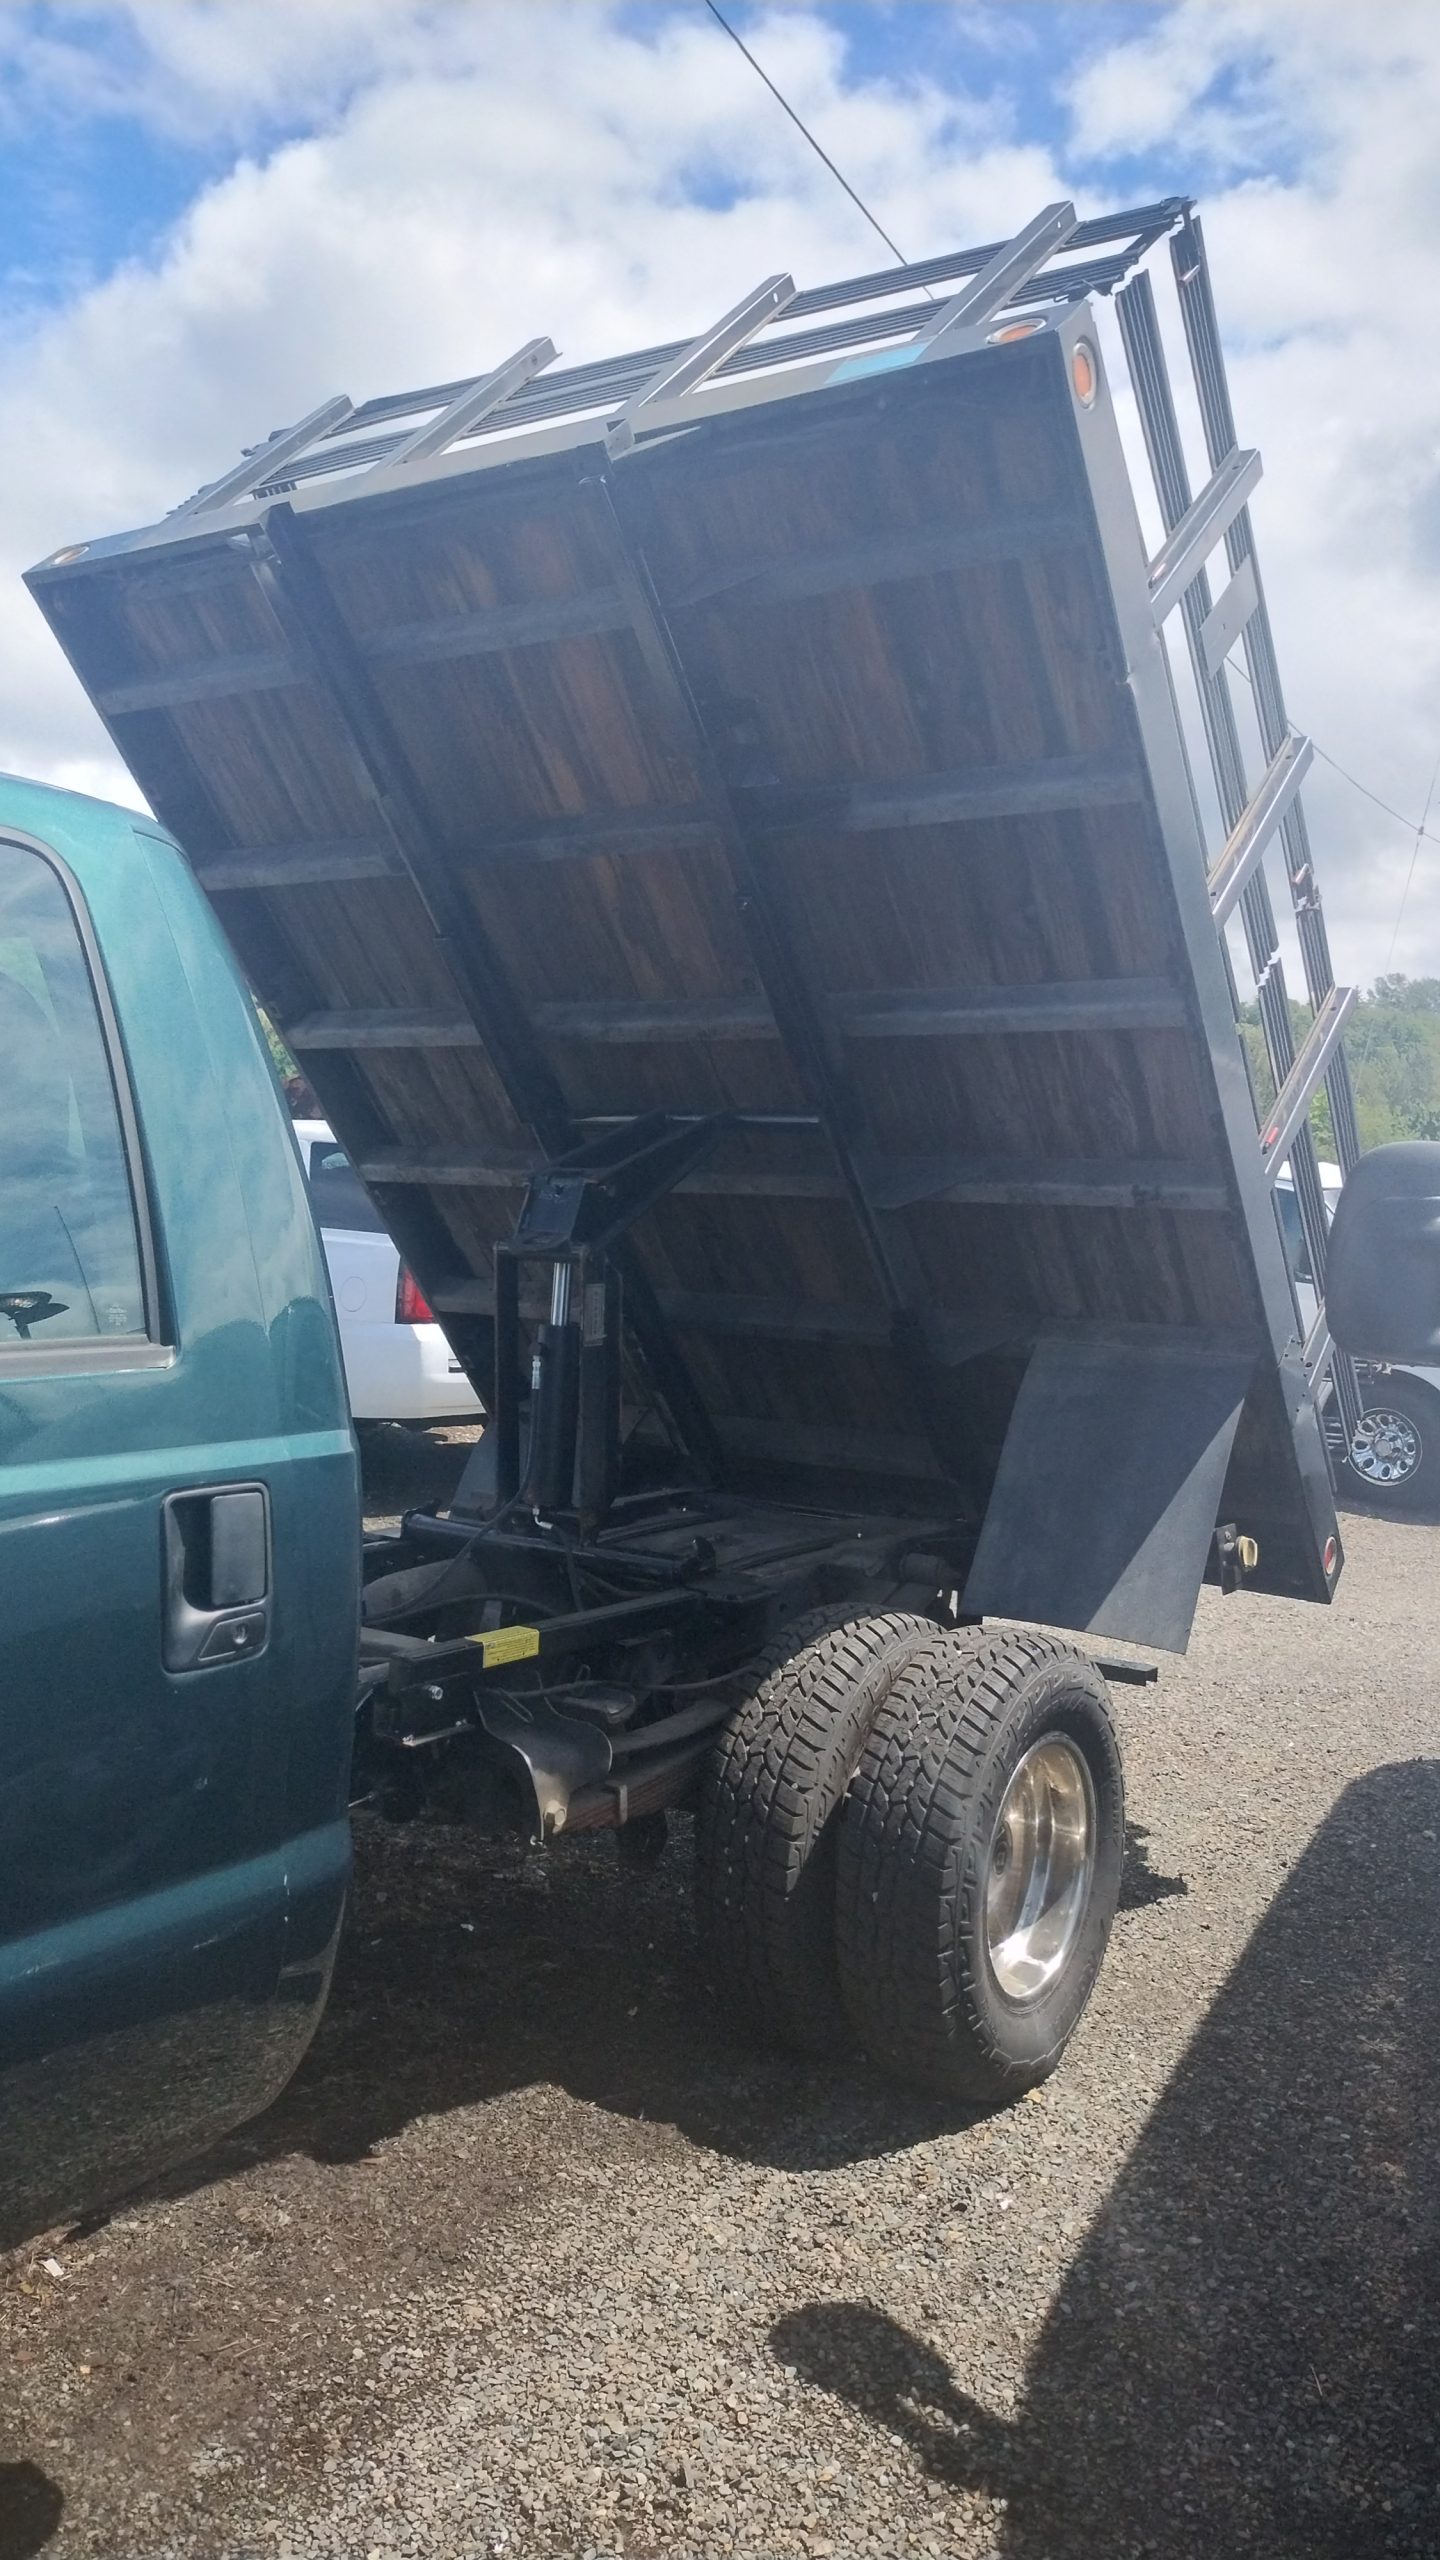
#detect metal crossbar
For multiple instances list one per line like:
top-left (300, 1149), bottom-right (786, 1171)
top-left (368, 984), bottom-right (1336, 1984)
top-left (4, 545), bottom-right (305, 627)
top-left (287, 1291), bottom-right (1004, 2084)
top-left (379, 338), bottom-right (556, 471)
top-left (165, 198), bottom-right (1183, 505)
top-left (918, 200), bottom-right (1077, 351)
top-left (608, 273), bottom-right (795, 454)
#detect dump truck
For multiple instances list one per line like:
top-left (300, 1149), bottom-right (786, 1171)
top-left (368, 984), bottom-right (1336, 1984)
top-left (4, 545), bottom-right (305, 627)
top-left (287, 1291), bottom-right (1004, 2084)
top-left (19, 195), bottom-right (1367, 2145)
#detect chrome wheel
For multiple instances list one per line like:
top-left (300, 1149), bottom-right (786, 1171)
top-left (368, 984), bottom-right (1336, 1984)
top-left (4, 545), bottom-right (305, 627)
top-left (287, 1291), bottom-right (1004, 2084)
top-left (986, 1735), bottom-right (1096, 2002)
top-left (1348, 1405), bottom-right (1422, 1489)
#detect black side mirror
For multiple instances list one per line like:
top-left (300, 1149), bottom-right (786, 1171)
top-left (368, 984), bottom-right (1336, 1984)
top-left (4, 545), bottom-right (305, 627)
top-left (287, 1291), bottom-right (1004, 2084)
top-left (1326, 1142), bottom-right (1440, 1363)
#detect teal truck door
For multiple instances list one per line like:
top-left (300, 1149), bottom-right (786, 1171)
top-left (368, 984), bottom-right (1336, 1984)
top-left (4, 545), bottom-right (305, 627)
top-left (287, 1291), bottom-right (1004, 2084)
top-left (0, 807), bottom-right (359, 2245)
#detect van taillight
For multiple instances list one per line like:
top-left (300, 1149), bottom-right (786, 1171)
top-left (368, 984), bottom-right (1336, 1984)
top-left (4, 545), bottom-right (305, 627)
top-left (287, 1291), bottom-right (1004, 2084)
top-left (395, 1267), bottom-right (433, 1324)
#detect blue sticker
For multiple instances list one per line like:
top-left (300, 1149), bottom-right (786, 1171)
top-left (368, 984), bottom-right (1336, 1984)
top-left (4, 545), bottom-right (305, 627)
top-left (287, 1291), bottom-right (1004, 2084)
top-left (826, 345), bottom-right (925, 387)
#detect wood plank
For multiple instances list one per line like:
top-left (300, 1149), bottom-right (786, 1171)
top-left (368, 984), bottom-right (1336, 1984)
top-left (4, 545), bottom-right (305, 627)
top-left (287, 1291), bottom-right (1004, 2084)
top-left (864, 1155), bottom-right (1229, 1212)
top-left (96, 647), bottom-right (305, 714)
top-left (737, 750), bottom-right (1145, 835)
top-left (657, 1289), bottom-right (891, 1343)
top-left (428, 1281), bottom-right (889, 1338)
top-left (197, 836), bottom-right (398, 889)
top-left (833, 978), bottom-right (1185, 1037)
top-left (361, 584), bottom-right (631, 666)
top-left (356, 1146), bottom-right (848, 1205)
top-left (202, 811), bottom-right (721, 885)
top-left (662, 504), bottom-right (1085, 612)
top-left (534, 995), bottom-right (772, 1044)
top-left (357, 1145), bottom-right (535, 1187)
top-left (335, 983), bottom-right (1188, 1054)
top-left (427, 982), bottom-right (1185, 1046)
top-left (457, 806), bottom-right (719, 869)
top-left (285, 1006), bottom-right (481, 1050)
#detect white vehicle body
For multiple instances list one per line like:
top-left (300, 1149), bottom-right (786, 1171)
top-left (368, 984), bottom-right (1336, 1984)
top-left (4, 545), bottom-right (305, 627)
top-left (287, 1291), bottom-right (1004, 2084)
top-left (292, 1118), bottom-right (482, 1426)
top-left (1279, 1160), bottom-right (1440, 1502)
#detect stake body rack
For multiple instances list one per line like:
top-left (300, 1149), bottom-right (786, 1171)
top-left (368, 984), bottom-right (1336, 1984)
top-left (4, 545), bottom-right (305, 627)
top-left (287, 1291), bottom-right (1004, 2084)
top-left (31, 191), bottom-right (1355, 1659)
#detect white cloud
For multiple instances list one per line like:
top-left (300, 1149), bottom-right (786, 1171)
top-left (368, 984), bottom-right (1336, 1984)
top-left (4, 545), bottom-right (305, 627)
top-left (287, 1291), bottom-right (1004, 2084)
top-left (2, 0), bottom-right (1440, 985)
top-left (0, 3), bottom-right (1066, 778)
top-left (1064, 0), bottom-right (1440, 980)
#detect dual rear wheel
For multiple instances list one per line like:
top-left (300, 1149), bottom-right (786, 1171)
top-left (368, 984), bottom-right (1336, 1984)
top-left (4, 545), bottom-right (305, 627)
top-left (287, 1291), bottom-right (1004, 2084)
top-left (696, 1611), bottom-right (1124, 2105)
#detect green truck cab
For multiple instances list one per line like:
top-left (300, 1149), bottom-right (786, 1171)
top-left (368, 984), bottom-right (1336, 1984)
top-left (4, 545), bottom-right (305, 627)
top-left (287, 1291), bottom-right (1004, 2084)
top-left (0, 777), bottom-right (359, 2247)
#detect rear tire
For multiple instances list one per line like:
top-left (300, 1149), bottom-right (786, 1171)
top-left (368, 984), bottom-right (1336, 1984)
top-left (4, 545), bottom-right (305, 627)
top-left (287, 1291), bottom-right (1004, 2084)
top-left (1341, 1373), bottom-right (1440, 1511)
top-left (695, 1607), bottom-right (938, 2056)
top-left (835, 1629), bottom-right (1123, 2105)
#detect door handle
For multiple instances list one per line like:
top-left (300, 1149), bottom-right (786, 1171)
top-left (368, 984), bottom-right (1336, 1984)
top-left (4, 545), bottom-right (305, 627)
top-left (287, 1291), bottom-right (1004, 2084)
top-left (162, 1484), bottom-right (271, 1671)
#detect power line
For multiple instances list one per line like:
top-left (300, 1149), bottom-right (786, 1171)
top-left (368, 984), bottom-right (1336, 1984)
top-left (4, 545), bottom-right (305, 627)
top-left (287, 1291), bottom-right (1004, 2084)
top-left (698, 12), bottom-right (1434, 951)
top-left (1385, 742), bottom-right (1440, 971)
top-left (1223, 651), bottom-right (1440, 962)
top-left (1312, 735), bottom-right (1440, 853)
top-left (700, 0), bottom-right (924, 282)
top-left (682, 43), bottom-right (1438, 953)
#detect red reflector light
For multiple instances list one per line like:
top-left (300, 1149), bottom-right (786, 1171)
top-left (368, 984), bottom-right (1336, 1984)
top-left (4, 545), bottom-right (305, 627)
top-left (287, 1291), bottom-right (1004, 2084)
top-left (395, 1266), bottom-right (433, 1324)
top-left (1323, 1535), bottom-right (1338, 1577)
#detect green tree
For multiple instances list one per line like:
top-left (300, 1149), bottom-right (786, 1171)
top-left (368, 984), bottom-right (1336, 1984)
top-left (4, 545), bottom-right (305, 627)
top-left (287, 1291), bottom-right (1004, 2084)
top-left (257, 1005), bottom-right (298, 1083)
top-left (1237, 989), bottom-right (1440, 1156)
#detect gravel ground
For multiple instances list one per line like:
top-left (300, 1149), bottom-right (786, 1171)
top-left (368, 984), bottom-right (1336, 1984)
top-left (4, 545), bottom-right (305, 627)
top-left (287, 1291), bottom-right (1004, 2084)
top-left (2, 1445), bottom-right (1438, 2560)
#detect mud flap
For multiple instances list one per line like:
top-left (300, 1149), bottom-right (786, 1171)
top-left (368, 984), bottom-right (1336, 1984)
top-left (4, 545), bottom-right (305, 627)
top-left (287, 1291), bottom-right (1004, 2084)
top-left (961, 1331), bottom-right (1256, 1652)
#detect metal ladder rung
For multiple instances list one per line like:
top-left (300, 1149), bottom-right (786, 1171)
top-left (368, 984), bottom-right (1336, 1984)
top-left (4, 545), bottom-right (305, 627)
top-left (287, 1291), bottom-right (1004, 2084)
top-left (919, 201), bottom-right (1077, 352)
top-left (1260, 987), bottom-right (1357, 1182)
top-left (607, 275), bottom-right (795, 454)
top-left (1208, 731), bottom-right (1314, 925)
top-left (379, 339), bottom-right (556, 472)
top-left (175, 394), bottom-right (353, 517)
top-left (1147, 444), bottom-right (1262, 623)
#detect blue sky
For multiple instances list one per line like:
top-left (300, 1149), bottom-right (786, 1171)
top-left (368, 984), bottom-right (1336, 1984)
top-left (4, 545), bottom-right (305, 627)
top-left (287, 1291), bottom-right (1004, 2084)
top-left (1, 0), bottom-right (1439, 982)
top-left (0, 4), bottom-right (1281, 321)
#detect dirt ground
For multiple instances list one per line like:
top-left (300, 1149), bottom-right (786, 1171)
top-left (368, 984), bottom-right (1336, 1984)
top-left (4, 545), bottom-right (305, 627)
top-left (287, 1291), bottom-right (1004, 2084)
top-left (1, 1441), bottom-right (1437, 2560)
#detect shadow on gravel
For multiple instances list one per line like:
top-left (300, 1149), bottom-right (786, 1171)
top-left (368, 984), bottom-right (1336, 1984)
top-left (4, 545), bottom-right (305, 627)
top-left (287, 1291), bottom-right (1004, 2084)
top-left (0, 2462), bottom-right (63, 2560)
top-left (159, 1812), bottom-right (968, 2190)
top-left (1119, 1818), bottom-right (1186, 1910)
top-left (771, 1759), bottom-right (1440, 2558)
top-left (145, 1640), bottom-right (1187, 2205)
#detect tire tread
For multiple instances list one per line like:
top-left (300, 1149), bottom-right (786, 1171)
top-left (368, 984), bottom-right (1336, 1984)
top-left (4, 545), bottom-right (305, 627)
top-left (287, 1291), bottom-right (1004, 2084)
top-left (695, 1606), bottom-right (936, 2054)
top-left (835, 1628), bottom-right (1122, 2102)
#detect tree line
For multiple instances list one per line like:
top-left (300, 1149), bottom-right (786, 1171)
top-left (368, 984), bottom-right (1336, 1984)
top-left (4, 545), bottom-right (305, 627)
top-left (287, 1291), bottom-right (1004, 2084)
top-left (1241, 976), bottom-right (1440, 1157)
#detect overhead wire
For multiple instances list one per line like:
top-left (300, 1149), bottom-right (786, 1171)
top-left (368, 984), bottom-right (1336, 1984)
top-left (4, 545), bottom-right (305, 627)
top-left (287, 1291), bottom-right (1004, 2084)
top-left (702, 5), bottom-right (1434, 962)
top-left (1385, 744), bottom-right (1440, 972)
top-left (699, 0), bottom-right (934, 291)
top-left (1223, 652), bottom-right (1440, 966)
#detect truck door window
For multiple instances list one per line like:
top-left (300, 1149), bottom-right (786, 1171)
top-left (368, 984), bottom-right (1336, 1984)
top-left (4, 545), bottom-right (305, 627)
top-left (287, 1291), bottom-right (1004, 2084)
top-left (0, 844), bottom-right (147, 1347)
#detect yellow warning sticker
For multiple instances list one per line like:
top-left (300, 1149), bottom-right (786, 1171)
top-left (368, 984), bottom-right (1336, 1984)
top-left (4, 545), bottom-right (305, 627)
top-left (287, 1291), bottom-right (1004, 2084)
top-left (467, 1623), bottom-right (542, 1668)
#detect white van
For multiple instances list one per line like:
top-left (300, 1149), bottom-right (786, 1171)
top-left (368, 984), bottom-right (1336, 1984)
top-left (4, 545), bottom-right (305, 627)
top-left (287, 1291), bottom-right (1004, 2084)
top-left (293, 1119), bottom-right (482, 1429)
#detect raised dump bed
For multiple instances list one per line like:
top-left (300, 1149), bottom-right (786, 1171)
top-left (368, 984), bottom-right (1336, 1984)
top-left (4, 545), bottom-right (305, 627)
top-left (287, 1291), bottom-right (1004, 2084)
top-left (26, 198), bottom-right (1362, 2099)
top-left (29, 196), bottom-right (1353, 1649)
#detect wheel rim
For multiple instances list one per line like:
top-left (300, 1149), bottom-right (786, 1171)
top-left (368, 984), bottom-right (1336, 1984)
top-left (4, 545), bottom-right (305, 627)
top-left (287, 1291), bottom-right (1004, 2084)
top-left (985, 1734), bottom-right (1096, 2002)
top-left (1348, 1404), bottom-right (1422, 1488)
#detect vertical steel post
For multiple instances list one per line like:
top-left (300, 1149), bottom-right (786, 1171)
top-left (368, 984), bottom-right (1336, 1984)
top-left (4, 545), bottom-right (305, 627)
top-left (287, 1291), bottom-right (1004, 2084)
top-left (1117, 255), bottom-right (1361, 1438)
top-left (1170, 211), bottom-right (1361, 1177)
